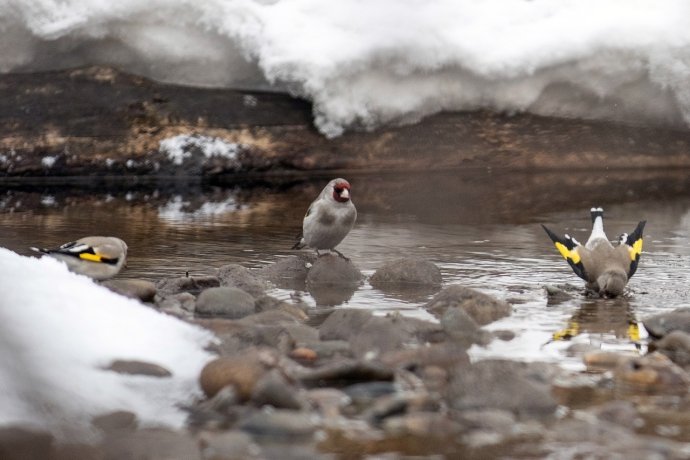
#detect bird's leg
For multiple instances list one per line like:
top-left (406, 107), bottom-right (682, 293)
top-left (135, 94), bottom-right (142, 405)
top-left (332, 248), bottom-right (350, 261)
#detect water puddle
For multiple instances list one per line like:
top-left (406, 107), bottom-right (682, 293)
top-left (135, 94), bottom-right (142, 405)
top-left (2, 170), bottom-right (690, 368)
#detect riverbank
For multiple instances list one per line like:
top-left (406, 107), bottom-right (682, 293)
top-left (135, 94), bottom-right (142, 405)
top-left (2, 67), bottom-right (690, 178)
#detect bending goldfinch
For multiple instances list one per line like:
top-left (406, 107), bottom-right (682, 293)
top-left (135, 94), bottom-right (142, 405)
top-left (542, 207), bottom-right (645, 298)
top-left (31, 236), bottom-right (128, 280)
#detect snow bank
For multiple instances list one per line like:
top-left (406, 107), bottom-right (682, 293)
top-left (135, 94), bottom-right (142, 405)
top-left (0, 248), bottom-right (215, 439)
top-left (3, 1), bottom-right (690, 136)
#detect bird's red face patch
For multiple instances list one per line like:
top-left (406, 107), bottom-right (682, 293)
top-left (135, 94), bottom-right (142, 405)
top-left (332, 180), bottom-right (351, 203)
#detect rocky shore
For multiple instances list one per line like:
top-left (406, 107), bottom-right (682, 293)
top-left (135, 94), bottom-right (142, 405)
top-left (4, 255), bottom-right (690, 459)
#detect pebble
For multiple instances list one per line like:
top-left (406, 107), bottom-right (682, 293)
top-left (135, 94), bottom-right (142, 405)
top-left (101, 279), bottom-right (157, 302)
top-left (195, 287), bottom-right (256, 319)
top-left (425, 285), bottom-right (511, 326)
top-left (370, 257), bottom-right (442, 287)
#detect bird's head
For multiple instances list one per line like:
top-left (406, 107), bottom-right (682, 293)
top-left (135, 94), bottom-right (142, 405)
top-left (597, 269), bottom-right (627, 298)
top-left (331, 179), bottom-right (352, 203)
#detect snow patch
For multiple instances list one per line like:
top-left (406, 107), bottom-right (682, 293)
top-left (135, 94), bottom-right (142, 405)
top-left (41, 156), bottom-right (57, 168)
top-left (159, 135), bottom-right (242, 166)
top-left (0, 248), bottom-right (215, 438)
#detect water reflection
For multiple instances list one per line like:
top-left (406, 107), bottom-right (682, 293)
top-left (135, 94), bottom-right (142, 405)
top-left (2, 170), bottom-right (690, 365)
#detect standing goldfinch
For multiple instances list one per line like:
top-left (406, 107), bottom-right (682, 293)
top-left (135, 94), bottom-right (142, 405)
top-left (292, 178), bottom-right (357, 258)
top-left (31, 236), bottom-right (128, 280)
top-left (542, 207), bottom-right (645, 298)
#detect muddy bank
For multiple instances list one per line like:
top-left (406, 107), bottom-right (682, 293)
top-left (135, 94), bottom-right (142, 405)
top-left (2, 66), bottom-right (690, 177)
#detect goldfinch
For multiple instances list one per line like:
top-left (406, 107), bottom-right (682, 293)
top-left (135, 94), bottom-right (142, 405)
top-left (542, 207), bottom-right (645, 298)
top-left (31, 236), bottom-right (128, 280)
top-left (292, 178), bottom-right (357, 258)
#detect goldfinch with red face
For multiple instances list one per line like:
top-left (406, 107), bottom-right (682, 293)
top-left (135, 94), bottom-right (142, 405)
top-left (542, 207), bottom-right (645, 298)
top-left (31, 236), bottom-right (128, 280)
top-left (292, 178), bottom-right (357, 259)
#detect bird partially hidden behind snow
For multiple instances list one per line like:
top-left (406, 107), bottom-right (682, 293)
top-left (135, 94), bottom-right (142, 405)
top-left (292, 178), bottom-right (357, 259)
top-left (542, 207), bottom-right (645, 298)
top-left (31, 236), bottom-right (128, 280)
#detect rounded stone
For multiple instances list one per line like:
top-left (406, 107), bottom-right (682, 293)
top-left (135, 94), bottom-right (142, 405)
top-left (216, 264), bottom-right (268, 297)
top-left (370, 257), bottom-right (442, 287)
top-left (199, 351), bottom-right (270, 400)
top-left (195, 287), bottom-right (255, 319)
top-left (306, 254), bottom-right (363, 286)
top-left (101, 279), bottom-right (157, 302)
top-left (105, 360), bottom-right (172, 377)
top-left (425, 284), bottom-right (511, 326)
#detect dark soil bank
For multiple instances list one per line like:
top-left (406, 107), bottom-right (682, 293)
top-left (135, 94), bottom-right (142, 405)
top-left (2, 66), bottom-right (690, 178)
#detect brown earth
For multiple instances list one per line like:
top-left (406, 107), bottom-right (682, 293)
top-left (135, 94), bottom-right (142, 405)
top-left (1, 66), bottom-right (690, 178)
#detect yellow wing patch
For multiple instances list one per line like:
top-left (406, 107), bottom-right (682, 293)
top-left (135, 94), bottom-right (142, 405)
top-left (628, 238), bottom-right (643, 261)
top-left (555, 242), bottom-right (581, 264)
top-left (79, 253), bottom-right (103, 263)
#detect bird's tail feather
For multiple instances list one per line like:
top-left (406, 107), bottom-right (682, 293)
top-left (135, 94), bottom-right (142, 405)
top-left (590, 207), bottom-right (604, 223)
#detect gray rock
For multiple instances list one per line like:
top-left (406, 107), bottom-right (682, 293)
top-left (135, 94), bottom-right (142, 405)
top-left (256, 254), bottom-right (315, 290)
top-left (197, 430), bottom-right (263, 460)
top-left (298, 359), bottom-right (394, 386)
top-left (441, 305), bottom-right (480, 347)
top-left (251, 369), bottom-right (306, 410)
top-left (306, 254), bottom-right (363, 286)
top-left (380, 342), bottom-right (471, 371)
top-left (196, 287), bottom-right (255, 319)
top-left (370, 257), bottom-right (442, 287)
top-left (105, 360), bottom-right (172, 377)
top-left (350, 315), bottom-right (426, 358)
top-left (447, 360), bottom-right (559, 418)
top-left (155, 292), bottom-right (196, 318)
top-left (425, 285), bottom-right (511, 326)
top-left (319, 309), bottom-right (374, 341)
top-left (238, 409), bottom-right (318, 439)
top-left (216, 264), bottom-right (268, 297)
top-left (156, 275), bottom-right (220, 295)
top-left (644, 307), bottom-right (690, 338)
top-left (92, 411), bottom-right (138, 432)
top-left (653, 330), bottom-right (690, 368)
top-left (101, 279), bottom-right (157, 302)
top-left (103, 428), bottom-right (202, 460)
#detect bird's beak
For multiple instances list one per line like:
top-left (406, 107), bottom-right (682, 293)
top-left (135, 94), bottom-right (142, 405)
top-left (340, 188), bottom-right (350, 199)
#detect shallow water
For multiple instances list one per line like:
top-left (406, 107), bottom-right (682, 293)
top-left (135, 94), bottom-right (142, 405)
top-left (2, 170), bottom-right (690, 369)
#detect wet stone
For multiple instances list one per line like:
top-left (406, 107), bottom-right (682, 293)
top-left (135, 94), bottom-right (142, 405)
top-left (101, 279), bottom-right (157, 302)
top-left (614, 352), bottom-right (690, 396)
top-left (380, 342), bottom-right (471, 372)
top-left (440, 305), bottom-right (480, 347)
top-left (306, 388), bottom-right (350, 418)
top-left (349, 314), bottom-right (443, 358)
top-left (91, 411), bottom-right (138, 432)
top-left (298, 359), bottom-right (394, 387)
top-left (156, 275), bottom-right (220, 295)
top-left (319, 309), bottom-right (374, 341)
top-left (256, 254), bottom-right (315, 290)
top-left (447, 360), bottom-right (559, 418)
top-left (344, 381), bottom-right (397, 408)
top-left (425, 285), bottom-right (511, 326)
top-left (644, 307), bottom-right (690, 338)
top-left (238, 409), bottom-right (318, 439)
top-left (251, 369), bottom-right (306, 410)
top-left (199, 348), bottom-right (274, 400)
top-left (254, 295), bottom-right (308, 319)
top-left (155, 292), bottom-right (196, 318)
top-left (102, 428), bottom-right (202, 460)
top-left (105, 359), bottom-right (172, 377)
top-left (652, 330), bottom-right (690, 368)
top-left (198, 430), bottom-right (263, 460)
top-left (306, 254), bottom-right (363, 286)
top-left (370, 257), bottom-right (442, 287)
top-left (195, 286), bottom-right (256, 319)
top-left (216, 263), bottom-right (268, 297)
